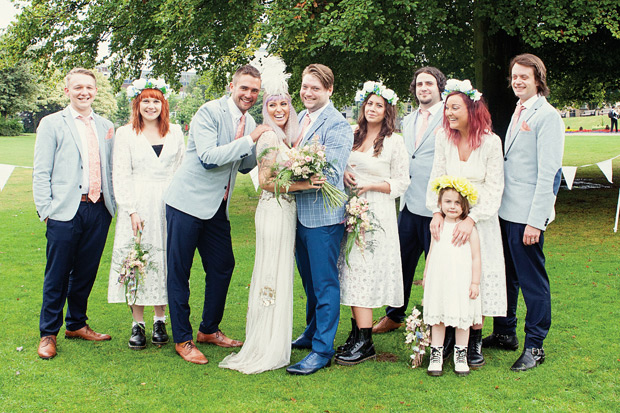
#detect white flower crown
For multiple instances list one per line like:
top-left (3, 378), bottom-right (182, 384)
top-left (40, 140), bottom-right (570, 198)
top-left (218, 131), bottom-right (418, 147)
top-left (442, 79), bottom-right (482, 102)
top-left (126, 78), bottom-right (171, 100)
top-left (355, 81), bottom-right (399, 106)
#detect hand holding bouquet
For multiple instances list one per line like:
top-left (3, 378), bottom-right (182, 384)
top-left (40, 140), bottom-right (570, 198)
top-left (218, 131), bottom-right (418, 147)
top-left (117, 223), bottom-right (156, 305)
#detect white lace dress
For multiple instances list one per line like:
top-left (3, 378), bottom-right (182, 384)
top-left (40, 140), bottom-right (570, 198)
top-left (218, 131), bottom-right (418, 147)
top-left (219, 131), bottom-right (296, 374)
top-left (108, 124), bottom-right (185, 305)
top-left (338, 133), bottom-right (411, 308)
top-left (426, 130), bottom-right (507, 316)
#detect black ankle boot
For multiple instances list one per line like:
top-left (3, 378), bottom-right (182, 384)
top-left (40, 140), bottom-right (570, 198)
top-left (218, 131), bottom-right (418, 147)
top-left (443, 326), bottom-right (455, 359)
top-left (129, 323), bottom-right (146, 350)
top-left (334, 328), bottom-right (376, 365)
top-left (152, 320), bottom-right (169, 346)
top-left (336, 318), bottom-right (359, 354)
top-left (468, 328), bottom-right (485, 367)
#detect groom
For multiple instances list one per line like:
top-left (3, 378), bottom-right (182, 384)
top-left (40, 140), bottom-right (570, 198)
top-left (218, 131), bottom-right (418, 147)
top-left (286, 64), bottom-right (353, 375)
top-left (165, 65), bottom-right (269, 364)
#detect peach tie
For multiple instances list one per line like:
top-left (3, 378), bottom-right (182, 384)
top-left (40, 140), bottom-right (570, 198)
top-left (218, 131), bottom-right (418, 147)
top-left (78, 115), bottom-right (101, 202)
top-left (511, 104), bottom-right (525, 136)
top-left (415, 109), bottom-right (430, 149)
top-left (294, 113), bottom-right (311, 147)
top-left (223, 114), bottom-right (246, 201)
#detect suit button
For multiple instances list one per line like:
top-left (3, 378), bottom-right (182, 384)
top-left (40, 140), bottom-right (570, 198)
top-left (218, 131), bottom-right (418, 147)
top-left (81, 166), bottom-right (83, 169)
top-left (504, 157), bottom-right (507, 161)
top-left (412, 155), bottom-right (416, 159)
top-left (79, 185), bottom-right (82, 189)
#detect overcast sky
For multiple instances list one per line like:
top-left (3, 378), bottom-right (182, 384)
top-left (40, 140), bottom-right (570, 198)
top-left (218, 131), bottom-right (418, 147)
top-left (0, 0), bottom-right (18, 29)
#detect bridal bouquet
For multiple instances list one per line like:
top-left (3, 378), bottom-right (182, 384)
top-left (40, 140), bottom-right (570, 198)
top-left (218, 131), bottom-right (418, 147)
top-left (343, 191), bottom-right (375, 266)
top-left (117, 224), bottom-right (156, 305)
top-left (261, 136), bottom-right (347, 210)
top-left (404, 307), bottom-right (431, 368)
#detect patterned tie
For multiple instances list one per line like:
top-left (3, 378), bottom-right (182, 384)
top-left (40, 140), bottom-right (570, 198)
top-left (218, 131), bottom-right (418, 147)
top-left (294, 113), bottom-right (311, 147)
top-left (77, 115), bottom-right (101, 202)
top-left (223, 114), bottom-right (246, 200)
top-left (511, 104), bottom-right (525, 136)
top-left (415, 109), bottom-right (430, 149)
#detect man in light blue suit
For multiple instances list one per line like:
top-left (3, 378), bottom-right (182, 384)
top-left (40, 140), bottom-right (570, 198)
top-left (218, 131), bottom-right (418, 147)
top-left (164, 65), bottom-right (269, 364)
top-left (286, 64), bottom-right (353, 375)
top-left (373, 67), bottom-right (446, 334)
top-left (483, 54), bottom-right (565, 371)
top-left (33, 68), bottom-right (116, 359)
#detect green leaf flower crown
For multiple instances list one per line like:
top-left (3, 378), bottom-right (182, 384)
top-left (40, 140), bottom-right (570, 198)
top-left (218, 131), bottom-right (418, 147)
top-left (431, 175), bottom-right (479, 205)
top-left (442, 79), bottom-right (482, 102)
top-left (126, 78), bottom-right (171, 100)
top-left (355, 81), bottom-right (399, 106)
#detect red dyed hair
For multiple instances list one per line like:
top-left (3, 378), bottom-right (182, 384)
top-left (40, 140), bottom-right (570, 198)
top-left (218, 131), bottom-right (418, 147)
top-left (442, 91), bottom-right (492, 150)
top-left (131, 88), bottom-right (170, 137)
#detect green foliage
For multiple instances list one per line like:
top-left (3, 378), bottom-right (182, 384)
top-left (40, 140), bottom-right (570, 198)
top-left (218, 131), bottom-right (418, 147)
top-left (0, 118), bottom-right (24, 136)
top-left (113, 89), bottom-right (131, 127)
top-left (0, 60), bottom-right (38, 119)
top-left (171, 72), bottom-right (224, 127)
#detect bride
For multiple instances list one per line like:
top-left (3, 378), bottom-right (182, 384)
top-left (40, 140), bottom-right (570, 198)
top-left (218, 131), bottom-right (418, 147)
top-left (219, 58), bottom-right (322, 374)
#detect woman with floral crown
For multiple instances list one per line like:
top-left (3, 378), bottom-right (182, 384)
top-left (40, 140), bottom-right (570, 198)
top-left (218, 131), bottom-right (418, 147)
top-left (108, 79), bottom-right (185, 350)
top-left (425, 79), bottom-right (506, 368)
top-left (334, 81), bottom-right (410, 366)
top-left (219, 57), bottom-right (322, 374)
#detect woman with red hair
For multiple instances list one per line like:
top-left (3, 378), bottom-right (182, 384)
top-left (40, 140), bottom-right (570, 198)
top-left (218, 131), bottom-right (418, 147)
top-left (425, 80), bottom-right (506, 372)
top-left (108, 80), bottom-right (185, 350)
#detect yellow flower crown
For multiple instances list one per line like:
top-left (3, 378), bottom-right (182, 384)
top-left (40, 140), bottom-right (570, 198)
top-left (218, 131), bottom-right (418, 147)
top-left (431, 175), bottom-right (478, 206)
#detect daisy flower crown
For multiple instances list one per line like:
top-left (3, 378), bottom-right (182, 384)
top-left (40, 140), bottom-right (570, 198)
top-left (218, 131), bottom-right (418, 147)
top-left (126, 78), bottom-right (171, 100)
top-left (442, 79), bottom-right (482, 102)
top-left (431, 175), bottom-right (479, 205)
top-left (355, 81), bottom-right (399, 106)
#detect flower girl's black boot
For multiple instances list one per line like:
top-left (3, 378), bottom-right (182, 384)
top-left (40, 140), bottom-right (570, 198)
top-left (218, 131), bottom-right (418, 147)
top-left (129, 323), bottom-right (146, 350)
top-left (334, 328), bottom-right (376, 365)
top-left (152, 320), bottom-right (169, 346)
top-left (336, 318), bottom-right (359, 354)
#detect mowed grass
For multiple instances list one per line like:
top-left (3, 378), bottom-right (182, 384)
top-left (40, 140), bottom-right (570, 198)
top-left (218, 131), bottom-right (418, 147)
top-left (1, 133), bottom-right (619, 411)
top-left (563, 115), bottom-right (613, 131)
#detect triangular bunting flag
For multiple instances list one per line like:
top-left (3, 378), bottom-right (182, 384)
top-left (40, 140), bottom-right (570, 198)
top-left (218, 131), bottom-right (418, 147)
top-left (597, 159), bottom-right (613, 183)
top-left (562, 166), bottom-right (577, 190)
top-left (0, 164), bottom-right (16, 191)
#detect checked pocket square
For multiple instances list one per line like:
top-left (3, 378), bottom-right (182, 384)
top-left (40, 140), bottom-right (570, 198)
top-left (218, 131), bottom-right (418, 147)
top-left (105, 127), bottom-right (114, 140)
top-left (519, 122), bottom-right (531, 132)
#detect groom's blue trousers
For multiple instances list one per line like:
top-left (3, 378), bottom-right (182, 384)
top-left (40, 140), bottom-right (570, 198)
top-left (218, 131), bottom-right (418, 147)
top-left (295, 221), bottom-right (344, 359)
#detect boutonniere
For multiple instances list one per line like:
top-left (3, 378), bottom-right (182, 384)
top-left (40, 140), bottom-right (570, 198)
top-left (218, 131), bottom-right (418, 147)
top-left (105, 127), bottom-right (114, 140)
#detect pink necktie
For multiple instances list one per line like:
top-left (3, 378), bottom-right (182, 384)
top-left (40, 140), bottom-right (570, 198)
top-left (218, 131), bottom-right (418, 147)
top-left (294, 114), bottom-right (311, 147)
top-left (511, 104), bottom-right (525, 136)
top-left (224, 114), bottom-right (246, 200)
top-left (415, 109), bottom-right (430, 149)
top-left (78, 115), bottom-right (101, 202)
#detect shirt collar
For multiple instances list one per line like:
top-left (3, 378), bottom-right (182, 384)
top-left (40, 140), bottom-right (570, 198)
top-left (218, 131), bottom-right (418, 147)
top-left (68, 105), bottom-right (94, 120)
top-left (307, 101), bottom-right (330, 122)
top-left (227, 97), bottom-right (244, 120)
top-left (519, 94), bottom-right (540, 110)
top-left (423, 100), bottom-right (444, 117)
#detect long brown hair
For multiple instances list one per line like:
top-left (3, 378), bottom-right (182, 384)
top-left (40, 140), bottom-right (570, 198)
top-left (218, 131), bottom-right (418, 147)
top-left (353, 93), bottom-right (396, 157)
top-left (130, 88), bottom-right (170, 137)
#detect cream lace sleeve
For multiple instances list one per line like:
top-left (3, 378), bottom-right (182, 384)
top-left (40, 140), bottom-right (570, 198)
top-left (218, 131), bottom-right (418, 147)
top-left (426, 129), bottom-right (448, 214)
top-left (468, 133), bottom-right (505, 223)
top-left (256, 131), bottom-right (281, 188)
top-left (112, 126), bottom-right (138, 216)
top-left (385, 133), bottom-right (411, 199)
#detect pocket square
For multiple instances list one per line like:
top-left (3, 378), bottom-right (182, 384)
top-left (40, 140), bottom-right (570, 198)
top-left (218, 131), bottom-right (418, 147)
top-left (519, 122), bottom-right (531, 132)
top-left (105, 127), bottom-right (114, 140)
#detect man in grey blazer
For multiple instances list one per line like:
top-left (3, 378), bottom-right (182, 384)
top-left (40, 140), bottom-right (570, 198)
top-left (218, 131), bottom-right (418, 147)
top-left (373, 67), bottom-right (446, 333)
top-left (483, 54), bottom-right (564, 371)
top-left (164, 65), bottom-right (269, 364)
top-left (33, 68), bottom-right (116, 359)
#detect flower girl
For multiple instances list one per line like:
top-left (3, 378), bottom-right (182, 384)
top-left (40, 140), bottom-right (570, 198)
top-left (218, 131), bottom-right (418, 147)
top-left (423, 176), bottom-right (481, 376)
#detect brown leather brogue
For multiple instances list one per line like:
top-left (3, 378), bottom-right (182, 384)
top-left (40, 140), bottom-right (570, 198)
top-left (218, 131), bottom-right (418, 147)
top-left (38, 335), bottom-right (57, 359)
top-left (175, 340), bottom-right (208, 364)
top-left (196, 330), bottom-right (243, 348)
top-left (372, 316), bottom-right (402, 334)
top-left (65, 325), bottom-right (111, 341)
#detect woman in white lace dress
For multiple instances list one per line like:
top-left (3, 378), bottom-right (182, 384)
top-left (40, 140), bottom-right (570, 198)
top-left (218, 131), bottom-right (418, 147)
top-left (425, 80), bottom-right (506, 367)
top-left (334, 83), bottom-right (410, 366)
top-left (108, 81), bottom-right (185, 350)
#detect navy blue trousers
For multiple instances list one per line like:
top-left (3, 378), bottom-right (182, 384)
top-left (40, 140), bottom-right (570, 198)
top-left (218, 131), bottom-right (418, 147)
top-left (39, 202), bottom-right (111, 337)
top-left (386, 208), bottom-right (432, 323)
top-left (166, 203), bottom-right (234, 343)
top-left (295, 221), bottom-right (344, 359)
top-left (493, 219), bottom-right (551, 348)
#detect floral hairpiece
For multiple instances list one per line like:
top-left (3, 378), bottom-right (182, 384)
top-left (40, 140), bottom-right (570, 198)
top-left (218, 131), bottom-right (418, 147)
top-left (355, 81), bottom-right (399, 106)
top-left (442, 79), bottom-right (482, 102)
top-left (126, 78), bottom-right (171, 100)
top-left (431, 175), bottom-right (478, 205)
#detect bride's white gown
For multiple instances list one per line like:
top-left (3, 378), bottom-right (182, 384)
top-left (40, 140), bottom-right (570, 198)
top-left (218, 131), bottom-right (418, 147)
top-left (219, 131), bottom-right (296, 374)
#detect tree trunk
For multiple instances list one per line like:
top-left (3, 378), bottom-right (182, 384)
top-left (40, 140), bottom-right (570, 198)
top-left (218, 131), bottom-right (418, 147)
top-left (473, 14), bottom-right (522, 142)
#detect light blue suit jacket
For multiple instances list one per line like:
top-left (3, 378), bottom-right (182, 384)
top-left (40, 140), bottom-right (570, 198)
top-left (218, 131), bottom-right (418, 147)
top-left (165, 96), bottom-right (257, 220)
top-left (499, 96), bottom-right (565, 230)
top-left (295, 102), bottom-right (353, 228)
top-left (33, 107), bottom-right (116, 221)
top-left (400, 109), bottom-right (444, 217)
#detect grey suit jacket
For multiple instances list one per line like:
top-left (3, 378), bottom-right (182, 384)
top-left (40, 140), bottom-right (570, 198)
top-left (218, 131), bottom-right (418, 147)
top-left (33, 106), bottom-right (116, 221)
top-left (499, 96), bottom-right (565, 230)
top-left (165, 96), bottom-right (257, 220)
top-left (400, 109), bottom-right (444, 216)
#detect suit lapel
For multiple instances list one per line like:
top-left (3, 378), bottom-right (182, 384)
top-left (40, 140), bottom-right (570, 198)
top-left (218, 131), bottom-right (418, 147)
top-left (220, 97), bottom-right (234, 143)
top-left (414, 111), bottom-right (442, 154)
top-left (62, 107), bottom-right (86, 162)
top-left (505, 97), bottom-right (545, 155)
top-left (300, 104), bottom-right (331, 146)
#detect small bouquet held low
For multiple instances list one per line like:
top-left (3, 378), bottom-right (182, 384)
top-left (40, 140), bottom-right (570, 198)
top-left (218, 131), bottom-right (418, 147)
top-left (261, 136), bottom-right (347, 210)
top-left (117, 223), bottom-right (156, 305)
top-left (342, 190), bottom-right (375, 267)
top-left (404, 306), bottom-right (431, 368)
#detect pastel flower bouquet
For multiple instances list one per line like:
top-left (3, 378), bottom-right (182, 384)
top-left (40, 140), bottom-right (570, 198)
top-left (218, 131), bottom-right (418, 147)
top-left (342, 190), bottom-right (376, 267)
top-left (259, 136), bottom-right (347, 210)
top-left (117, 223), bottom-right (156, 305)
top-left (404, 307), bottom-right (431, 368)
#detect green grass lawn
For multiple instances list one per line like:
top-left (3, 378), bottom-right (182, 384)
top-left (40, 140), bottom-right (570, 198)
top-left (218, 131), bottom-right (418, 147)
top-left (1, 133), bottom-right (619, 410)
top-left (563, 115), bottom-right (612, 131)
